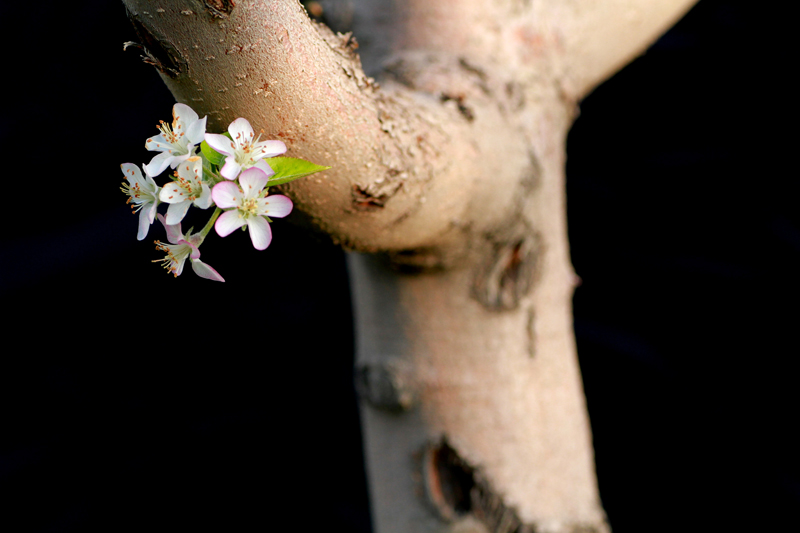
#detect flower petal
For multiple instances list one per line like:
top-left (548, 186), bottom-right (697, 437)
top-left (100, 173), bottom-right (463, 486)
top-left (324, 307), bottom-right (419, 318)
top-left (144, 134), bottom-right (170, 152)
top-left (165, 200), bottom-right (191, 225)
top-left (179, 238), bottom-right (201, 260)
top-left (136, 202), bottom-right (159, 241)
top-left (168, 153), bottom-right (192, 169)
top-left (194, 184), bottom-right (213, 209)
top-left (160, 183), bottom-right (187, 204)
top-left (228, 117), bottom-right (254, 147)
top-left (219, 157), bottom-right (242, 180)
top-left (145, 151), bottom-right (174, 177)
top-left (137, 210), bottom-right (151, 241)
top-left (215, 209), bottom-right (246, 237)
top-left (186, 115), bottom-right (207, 145)
top-left (253, 159), bottom-right (276, 178)
top-left (211, 182), bottom-right (243, 209)
top-left (157, 214), bottom-right (184, 244)
top-left (144, 201), bottom-right (158, 225)
top-left (141, 168), bottom-right (160, 194)
top-left (262, 194), bottom-right (293, 218)
top-left (121, 163), bottom-right (143, 184)
top-left (173, 103), bottom-right (199, 128)
top-left (255, 140), bottom-right (287, 158)
top-left (191, 259), bottom-right (225, 282)
top-left (239, 167), bottom-right (269, 196)
top-left (204, 133), bottom-right (235, 156)
top-left (246, 215), bottom-right (272, 250)
top-left (169, 246), bottom-right (190, 277)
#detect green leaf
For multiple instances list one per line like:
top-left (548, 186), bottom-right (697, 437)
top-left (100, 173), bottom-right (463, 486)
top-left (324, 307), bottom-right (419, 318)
top-left (201, 140), bottom-right (225, 167)
top-left (265, 157), bottom-right (331, 186)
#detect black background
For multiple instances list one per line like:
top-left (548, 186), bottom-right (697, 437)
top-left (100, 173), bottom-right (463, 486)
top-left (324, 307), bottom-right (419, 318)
top-left (0, 1), bottom-right (794, 532)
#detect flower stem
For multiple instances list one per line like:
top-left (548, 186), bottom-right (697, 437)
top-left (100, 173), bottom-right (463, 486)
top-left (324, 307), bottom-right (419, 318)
top-left (197, 207), bottom-right (222, 244)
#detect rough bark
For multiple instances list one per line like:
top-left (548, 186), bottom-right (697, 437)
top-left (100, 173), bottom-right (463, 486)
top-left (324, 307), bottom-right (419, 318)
top-left (121, 1), bottom-right (696, 531)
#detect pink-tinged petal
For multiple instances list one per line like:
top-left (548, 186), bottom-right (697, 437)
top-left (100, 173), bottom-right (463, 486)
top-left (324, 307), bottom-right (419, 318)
top-left (211, 182), bottom-right (243, 209)
top-left (253, 159), bottom-right (276, 178)
top-left (219, 157), bottom-right (242, 180)
top-left (215, 210), bottom-right (246, 237)
top-left (239, 168), bottom-right (269, 196)
top-left (191, 259), bottom-right (225, 282)
top-left (145, 151), bottom-right (174, 177)
top-left (204, 133), bottom-right (235, 156)
top-left (246, 215), bottom-right (272, 250)
top-left (228, 117), bottom-right (254, 146)
top-left (165, 201), bottom-right (191, 225)
top-left (185, 231), bottom-right (204, 249)
top-left (157, 214), bottom-right (184, 244)
top-left (179, 239), bottom-right (201, 260)
top-left (262, 194), bottom-right (293, 218)
top-left (256, 140), bottom-right (287, 158)
top-left (186, 115), bottom-right (207, 145)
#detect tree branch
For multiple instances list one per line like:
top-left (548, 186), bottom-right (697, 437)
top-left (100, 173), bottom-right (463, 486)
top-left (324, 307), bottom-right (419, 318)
top-left (123, 0), bottom-right (696, 261)
top-left (123, 0), bottom-right (532, 261)
top-left (541, 0), bottom-right (699, 99)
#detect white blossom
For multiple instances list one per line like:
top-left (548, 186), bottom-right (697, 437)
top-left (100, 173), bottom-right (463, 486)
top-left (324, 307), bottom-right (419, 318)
top-left (120, 163), bottom-right (160, 240)
top-left (153, 215), bottom-right (224, 282)
top-left (204, 118), bottom-right (286, 180)
top-left (158, 157), bottom-right (213, 225)
top-left (144, 103), bottom-right (207, 177)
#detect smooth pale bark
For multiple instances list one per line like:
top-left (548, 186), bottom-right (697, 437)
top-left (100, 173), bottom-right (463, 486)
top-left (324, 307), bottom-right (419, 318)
top-left (121, 1), bottom-right (696, 531)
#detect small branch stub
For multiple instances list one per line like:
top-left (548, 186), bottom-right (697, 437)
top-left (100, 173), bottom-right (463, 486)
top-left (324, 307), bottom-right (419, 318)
top-left (355, 359), bottom-right (416, 412)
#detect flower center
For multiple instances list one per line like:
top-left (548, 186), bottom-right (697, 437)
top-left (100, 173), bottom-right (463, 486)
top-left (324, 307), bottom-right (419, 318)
top-left (158, 119), bottom-right (184, 145)
top-left (121, 181), bottom-right (152, 213)
top-left (121, 181), bottom-right (140, 200)
top-left (233, 130), bottom-right (265, 165)
top-left (240, 198), bottom-right (260, 216)
top-left (173, 171), bottom-right (201, 200)
top-left (154, 242), bottom-right (190, 277)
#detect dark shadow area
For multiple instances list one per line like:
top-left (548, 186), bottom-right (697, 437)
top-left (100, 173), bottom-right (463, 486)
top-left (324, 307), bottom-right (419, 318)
top-left (568, 1), bottom-right (795, 531)
top-left (0, 3), bottom-right (368, 532)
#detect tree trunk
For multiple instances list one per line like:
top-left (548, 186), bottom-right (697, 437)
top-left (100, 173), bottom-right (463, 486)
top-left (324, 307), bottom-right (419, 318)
top-left (121, 1), bottom-right (697, 531)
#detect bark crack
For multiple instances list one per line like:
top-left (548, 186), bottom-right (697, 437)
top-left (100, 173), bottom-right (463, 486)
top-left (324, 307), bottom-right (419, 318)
top-left (421, 439), bottom-right (609, 533)
top-left (202, 0), bottom-right (235, 19)
top-left (422, 439), bottom-right (535, 533)
top-left (124, 12), bottom-right (187, 78)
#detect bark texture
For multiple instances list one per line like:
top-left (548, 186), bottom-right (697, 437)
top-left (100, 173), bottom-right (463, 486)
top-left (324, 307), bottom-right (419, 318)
top-left (121, 1), bottom-right (696, 531)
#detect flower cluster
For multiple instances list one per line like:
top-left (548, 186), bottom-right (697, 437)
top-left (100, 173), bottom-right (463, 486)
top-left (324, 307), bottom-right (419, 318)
top-left (121, 103), bottom-right (329, 281)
